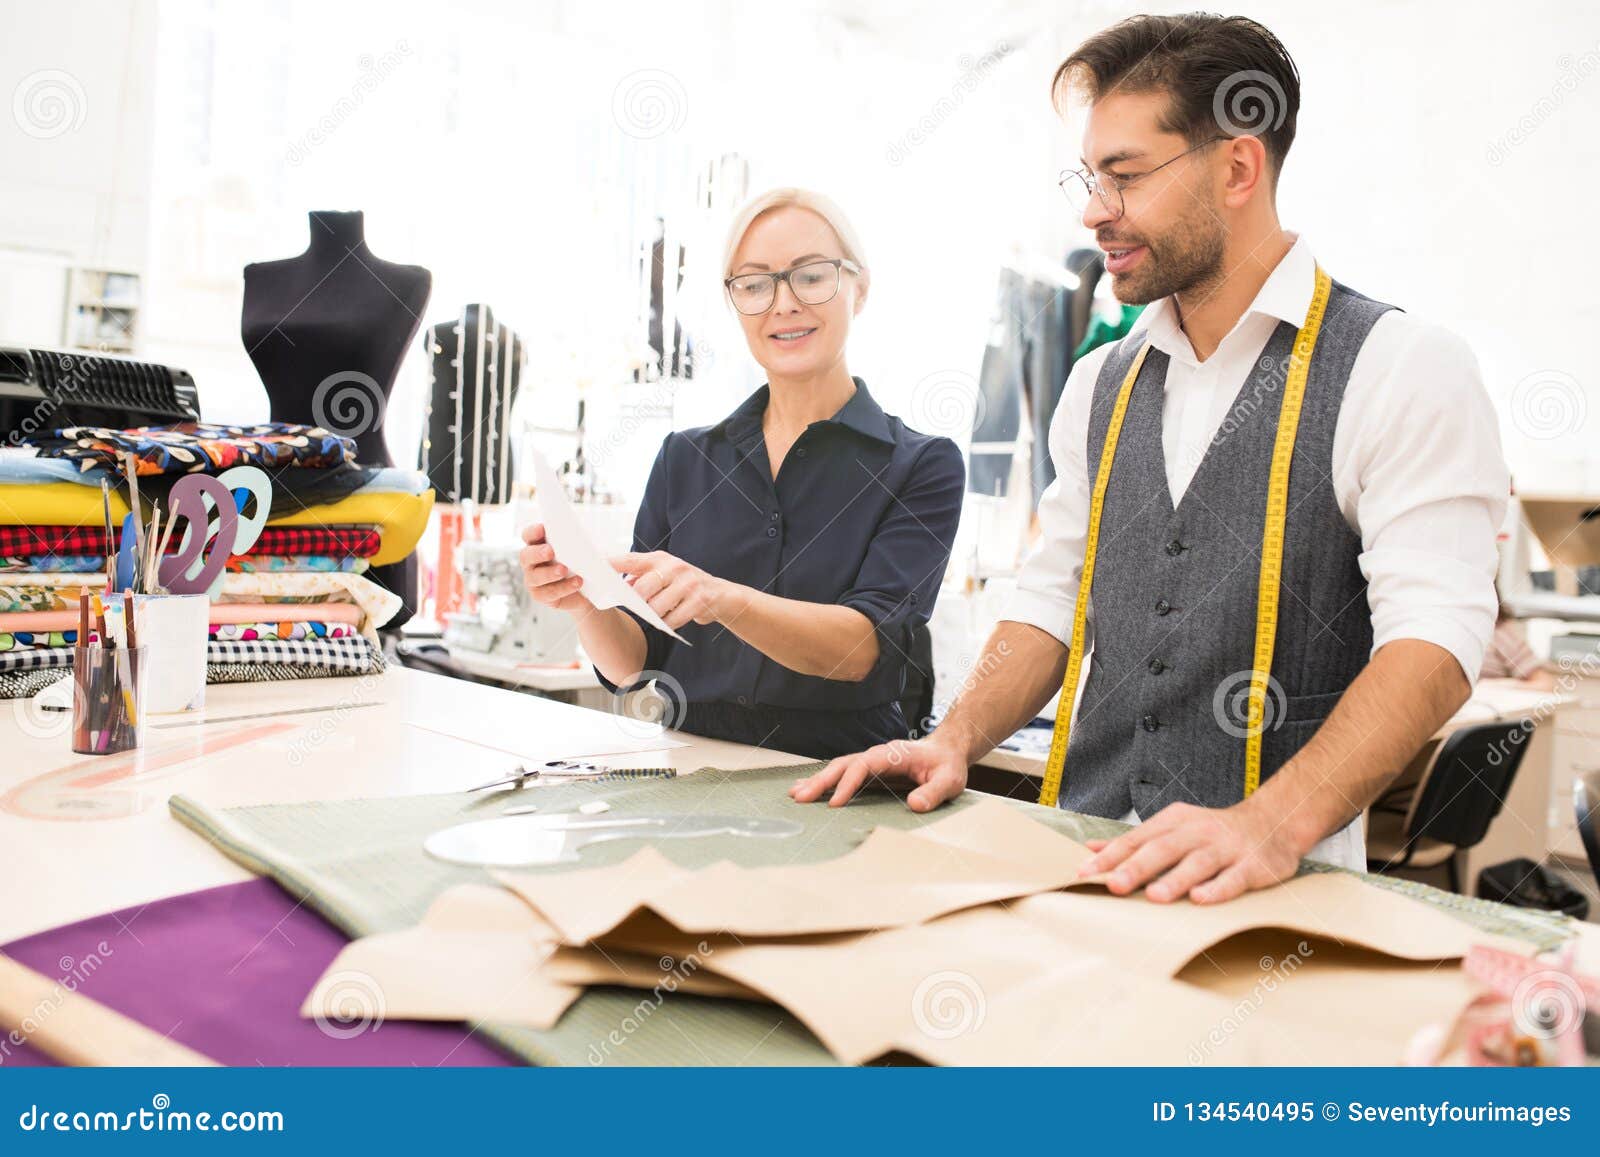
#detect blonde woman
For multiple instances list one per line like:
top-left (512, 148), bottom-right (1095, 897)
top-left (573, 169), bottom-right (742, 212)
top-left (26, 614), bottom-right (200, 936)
top-left (520, 188), bottom-right (964, 758)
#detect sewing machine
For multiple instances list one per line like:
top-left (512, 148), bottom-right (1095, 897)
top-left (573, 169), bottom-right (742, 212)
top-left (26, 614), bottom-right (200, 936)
top-left (443, 541), bottom-right (579, 665)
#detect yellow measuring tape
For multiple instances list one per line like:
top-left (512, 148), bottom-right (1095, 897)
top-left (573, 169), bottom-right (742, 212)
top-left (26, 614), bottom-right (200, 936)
top-left (1036, 267), bottom-right (1333, 809)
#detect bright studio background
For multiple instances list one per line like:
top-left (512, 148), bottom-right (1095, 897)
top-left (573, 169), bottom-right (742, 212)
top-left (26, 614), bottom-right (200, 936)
top-left (2, 0), bottom-right (1598, 508)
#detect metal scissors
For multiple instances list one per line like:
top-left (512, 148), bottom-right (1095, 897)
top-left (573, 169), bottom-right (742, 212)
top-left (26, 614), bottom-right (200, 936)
top-left (467, 759), bottom-right (604, 792)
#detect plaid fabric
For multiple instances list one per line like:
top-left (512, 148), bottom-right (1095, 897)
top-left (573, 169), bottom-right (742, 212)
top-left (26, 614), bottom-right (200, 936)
top-left (0, 526), bottom-right (107, 556)
top-left (26, 422), bottom-right (356, 476)
top-left (0, 635), bottom-right (384, 689)
top-left (241, 527), bottom-right (381, 558)
top-left (205, 661), bottom-right (369, 686)
top-left (205, 636), bottom-right (384, 671)
top-left (0, 525), bottom-right (381, 559)
top-left (0, 646), bottom-right (73, 673)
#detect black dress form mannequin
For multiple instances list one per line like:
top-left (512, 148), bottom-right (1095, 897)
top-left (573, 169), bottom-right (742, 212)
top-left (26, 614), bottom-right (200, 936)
top-left (241, 211), bottom-right (431, 466)
top-left (420, 304), bottom-right (526, 505)
top-left (240, 211), bottom-right (432, 627)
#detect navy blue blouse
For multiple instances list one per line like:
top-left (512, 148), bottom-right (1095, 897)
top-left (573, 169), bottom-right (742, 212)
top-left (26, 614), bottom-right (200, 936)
top-left (603, 380), bottom-right (965, 760)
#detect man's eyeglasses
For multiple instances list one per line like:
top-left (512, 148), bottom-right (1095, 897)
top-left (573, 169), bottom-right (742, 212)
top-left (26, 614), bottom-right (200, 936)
top-left (1059, 136), bottom-right (1227, 220)
top-left (724, 258), bottom-right (861, 316)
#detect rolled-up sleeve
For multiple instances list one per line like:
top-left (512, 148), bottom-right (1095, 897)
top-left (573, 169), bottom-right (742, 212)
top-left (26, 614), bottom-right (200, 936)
top-left (1340, 317), bottom-right (1508, 685)
top-left (838, 436), bottom-right (965, 668)
top-left (1002, 346), bottom-right (1107, 643)
top-left (593, 435), bottom-right (676, 694)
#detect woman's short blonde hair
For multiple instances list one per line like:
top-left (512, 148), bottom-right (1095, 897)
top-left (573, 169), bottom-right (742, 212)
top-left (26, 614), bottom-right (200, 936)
top-left (720, 187), bottom-right (869, 278)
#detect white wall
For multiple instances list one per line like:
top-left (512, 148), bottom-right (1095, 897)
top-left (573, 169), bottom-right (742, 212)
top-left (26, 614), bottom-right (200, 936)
top-left (4, 0), bottom-right (1598, 500)
top-left (0, 0), bottom-right (157, 344)
top-left (1245, 0), bottom-right (1600, 495)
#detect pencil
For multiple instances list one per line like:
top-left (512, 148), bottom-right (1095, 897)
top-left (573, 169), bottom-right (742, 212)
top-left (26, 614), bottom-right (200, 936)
top-left (74, 588), bottom-right (90, 750)
top-left (100, 478), bottom-right (115, 593)
top-left (153, 508), bottom-right (178, 593)
top-left (123, 590), bottom-right (139, 682)
top-left (143, 505), bottom-right (161, 595)
top-left (123, 451), bottom-right (146, 578)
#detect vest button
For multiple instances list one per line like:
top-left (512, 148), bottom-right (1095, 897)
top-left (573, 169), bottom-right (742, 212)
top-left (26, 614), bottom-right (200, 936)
top-left (1155, 599), bottom-right (1172, 616)
top-left (1165, 539), bottom-right (1184, 556)
top-left (766, 527), bottom-right (778, 538)
top-left (1148, 659), bottom-right (1165, 675)
top-left (1141, 714), bottom-right (1160, 732)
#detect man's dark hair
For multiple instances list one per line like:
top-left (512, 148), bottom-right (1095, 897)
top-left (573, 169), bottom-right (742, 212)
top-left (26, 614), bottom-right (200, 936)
top-left (1054, 12), bottom-right (1300, 176)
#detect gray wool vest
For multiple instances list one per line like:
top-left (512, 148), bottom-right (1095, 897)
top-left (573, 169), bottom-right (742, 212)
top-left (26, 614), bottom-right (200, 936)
top-left (1064, 280), bottom-right (1396, 819)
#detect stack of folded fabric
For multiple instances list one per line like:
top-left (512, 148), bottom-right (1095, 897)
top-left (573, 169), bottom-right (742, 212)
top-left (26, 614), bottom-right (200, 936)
top-left (0, 422), bottom-right (435, 699)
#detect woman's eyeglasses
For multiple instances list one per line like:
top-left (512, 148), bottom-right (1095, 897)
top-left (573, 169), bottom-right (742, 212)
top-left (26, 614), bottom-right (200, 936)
top-left (724, 258), bottom-right (861, 316)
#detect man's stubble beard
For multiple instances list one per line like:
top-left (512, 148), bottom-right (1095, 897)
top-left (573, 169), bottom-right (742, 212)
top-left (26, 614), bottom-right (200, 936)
top-left (1108, 208), bottom-right (1227, 306)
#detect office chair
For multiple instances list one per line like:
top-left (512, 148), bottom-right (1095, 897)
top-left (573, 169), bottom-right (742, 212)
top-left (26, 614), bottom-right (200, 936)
top-left (1576, 768), bottom-right (1600, 893)
top-left (1366, 718), bottom-right (1535, 894)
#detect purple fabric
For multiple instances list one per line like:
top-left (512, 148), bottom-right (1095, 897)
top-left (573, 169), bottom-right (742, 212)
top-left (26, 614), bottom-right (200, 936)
top-left (0, 878), bottom-right (515, 1067)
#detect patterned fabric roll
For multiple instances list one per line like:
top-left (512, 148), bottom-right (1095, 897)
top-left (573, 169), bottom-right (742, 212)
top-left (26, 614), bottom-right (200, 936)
top-left (226, 554), bottom-right (370, 574)
top-left (0, 555), bottom-right (106, 574)
top-left (209, 621), bottom-right (355, 642)
top-left (25, 422), bottom-right (357, 476)
top-left (0, 630), bottom-right (80, 650)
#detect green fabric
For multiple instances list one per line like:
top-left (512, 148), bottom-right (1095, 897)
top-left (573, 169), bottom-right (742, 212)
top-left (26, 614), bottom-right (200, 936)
top-left (168, 764), bottom-right (1576, 1067)
top-left (1074, 303), bottom-right (1144, 360)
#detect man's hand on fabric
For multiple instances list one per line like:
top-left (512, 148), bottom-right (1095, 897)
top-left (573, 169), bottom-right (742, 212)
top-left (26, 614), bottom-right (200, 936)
top-left (789, 736), bottom-right (969, 813)
top-left (1078, 797), bottom-right (1313, 904)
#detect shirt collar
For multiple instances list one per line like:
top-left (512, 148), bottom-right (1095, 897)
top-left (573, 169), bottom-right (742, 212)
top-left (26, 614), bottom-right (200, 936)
top-left (1133, 233), bottom-right (1316, 362)
top-left (717, 378), bottom-right (895, 445)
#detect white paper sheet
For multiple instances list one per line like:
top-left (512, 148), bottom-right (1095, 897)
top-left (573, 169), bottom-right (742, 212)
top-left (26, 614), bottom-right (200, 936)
top-left (531, 448), bottom-right (688, 644)
top-left (405, 674), bottom-right (686, 760)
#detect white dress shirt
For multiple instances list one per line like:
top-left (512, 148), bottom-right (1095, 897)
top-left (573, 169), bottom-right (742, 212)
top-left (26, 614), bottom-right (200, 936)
top-left (1003, 236), bottom-right (1509, 868)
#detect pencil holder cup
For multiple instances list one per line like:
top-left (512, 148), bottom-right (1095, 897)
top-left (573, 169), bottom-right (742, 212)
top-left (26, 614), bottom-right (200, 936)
top-left (133, 593), bottom-right (208, 713)
top-left (70, 644), bottom-right (149, 756)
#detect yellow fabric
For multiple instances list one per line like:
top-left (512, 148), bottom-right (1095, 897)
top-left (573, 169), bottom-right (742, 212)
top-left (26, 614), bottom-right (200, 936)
top-left (271, 489), bottom-right (434, 565)
top-left (0, 482), bottom-right (131, 526)
top-left (0, 483), bottom-right (432, 566)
